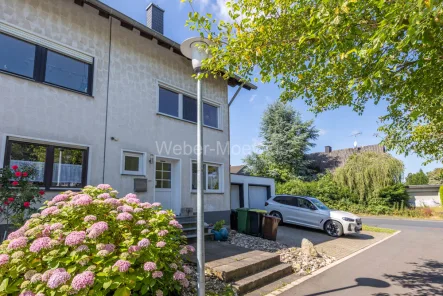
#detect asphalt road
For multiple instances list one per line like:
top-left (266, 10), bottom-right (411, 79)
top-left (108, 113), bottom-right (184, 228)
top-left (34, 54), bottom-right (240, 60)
top-left (280, 217), bottom-right (443, 296)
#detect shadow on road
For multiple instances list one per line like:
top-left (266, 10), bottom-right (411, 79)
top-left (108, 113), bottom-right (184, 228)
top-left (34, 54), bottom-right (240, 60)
top-left (304, 277), bottom-right (390, 296)
top-left (383, 259), bottom-right (443, 295)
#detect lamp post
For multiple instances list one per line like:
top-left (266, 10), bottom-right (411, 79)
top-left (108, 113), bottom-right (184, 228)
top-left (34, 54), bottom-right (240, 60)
top-left (180, 37), bottom-right (211, 296)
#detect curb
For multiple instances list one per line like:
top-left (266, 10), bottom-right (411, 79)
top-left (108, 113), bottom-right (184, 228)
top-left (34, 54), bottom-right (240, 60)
top-left (265, 230), bottom-right (402, 296)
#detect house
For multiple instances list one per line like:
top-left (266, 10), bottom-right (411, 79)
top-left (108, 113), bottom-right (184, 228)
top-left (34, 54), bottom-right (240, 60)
top-left (0, 0), bottom-right (255, 223)
top-left (308, 145), bottom-right (386, 173)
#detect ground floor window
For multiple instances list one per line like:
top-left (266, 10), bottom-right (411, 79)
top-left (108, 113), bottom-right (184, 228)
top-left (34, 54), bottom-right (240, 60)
top-left (192, 162), bottom-right (222, 192)
top-left (121, 150), bottom-right (146, 176)
top-left (3, 138), bottom-right (88, 190)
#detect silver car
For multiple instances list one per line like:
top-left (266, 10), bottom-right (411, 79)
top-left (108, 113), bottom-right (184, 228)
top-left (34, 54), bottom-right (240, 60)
top-left (265, 195), bottom-right (362, 237)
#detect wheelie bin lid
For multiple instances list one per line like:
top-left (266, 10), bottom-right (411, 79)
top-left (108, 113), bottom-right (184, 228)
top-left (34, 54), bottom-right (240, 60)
top-left (248, 209), bottom-right (267, 214)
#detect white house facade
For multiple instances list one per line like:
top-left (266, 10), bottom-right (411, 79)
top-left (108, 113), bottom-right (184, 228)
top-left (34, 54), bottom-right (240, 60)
top-left (0, 0), bottom-right (255, 222)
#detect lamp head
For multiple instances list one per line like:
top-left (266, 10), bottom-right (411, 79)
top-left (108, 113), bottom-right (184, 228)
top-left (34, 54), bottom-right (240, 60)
top-left (180, 37), bottom-right (211, 72)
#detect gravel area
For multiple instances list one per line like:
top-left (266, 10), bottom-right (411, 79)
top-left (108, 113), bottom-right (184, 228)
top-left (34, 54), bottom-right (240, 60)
top-left (228, 232), bottom-right (288, 252)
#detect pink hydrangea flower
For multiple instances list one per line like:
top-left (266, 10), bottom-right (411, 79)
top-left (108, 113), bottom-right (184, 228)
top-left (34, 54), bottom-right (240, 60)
top-left (29, 237), bottom-right (51, 253)
top-left (183, 265), bottom-right (192, 274)
top-left (41, 206), bottom-right (60, 216)
top-left (133, 208), bottom-right (143, 213)
top-left (116, 212), bottom-right (133, 221)
top-left (173, 271), bottom-right (186, 281)
top-left (41, 224), bottom-right (51, 237)
top-left (52, 194), bottom-right (69, 203)
top-left (24, 270), bottom-right (37, 280)
top-left (97, 193), bottom-right (111, 199)
top-left (42, 268), bottom-right (65, 282)
top-left (117, 205), bottom-right (134, 213)
top-left (30, 213), bottom-right (41, 218)
top-left (84, 215), bottom-right (97, 222)
top-left (7, 237), bottom-right (27, 250)
top-left (71, 271), bottom-right (95, 291)
top-left (113, 260), bottom-right (131, 272)
top-left (47, 201), bottom-right (55, 206)
top-left (97, 250), bottom-right (110, 257)
top-left (143, 262), bottom-right (157, 271)
top-left (157, 210), bottom-right (167, 215)
top-left (7, 227), bottom-right (27, 240)
top-left (97, 184), bottom-right (111, 190)
top-left (136, 220), bottom-right (146, 225)
top-left (141, 229), bottom-right (150, 235)
top-left (128, 245), bottom-right (141, 253)
top-left (169, 220), bottom-right (183, 229)
top-left (156, 241), bottom-right (166, 248)
top-left (158, 230), bottom-right (168, 237)
top-left (124, 193), bottom-right (138, 199)
top-left (137, 238), bottom-right (150, 248)
top-left (140, 202), bottom-right (152, 208)
top-left (0, 254), bottom-right (9, 266)
top-left (179, 248), bottom-right (187, 255)
top-left (104, 198), bottom-right (121, 207)
top-left (47, 270), bottom-right (70, 289)
top-left (152, 271), bottom-right (163, 278)
top-left (87, 221), bottom-right (108, 239)
top-left (187, 245), bottom-right (196, 253)
top-left (125, 198), bottom-right (140, 204)
top-left (181, 278), bottom-right (190, 288)
top-left (19, 291), bottom-right (35, 296)
top-left (71, 194), bottom-right (92, 206)
top-left (50, 223), bottom-right (63, 231)
top-left (65, 231), bottom-right (86, 246)
top-left (76, 245), bottom-right (89, 252)
top-left (30, 273), bottom-right (42, 283)
top-left (170, 263), bottom-right (178, 269)
top-left (55, 201), bottom-right (66, 207)
top-left (156, 290), bottom-right (163, 296)
top-left (152, 202), bottom-right (161, 207)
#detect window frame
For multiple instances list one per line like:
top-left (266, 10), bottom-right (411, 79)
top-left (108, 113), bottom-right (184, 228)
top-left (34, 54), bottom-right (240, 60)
top-left (121, 150), bottom-right (147, 176)
top-left (190, 160), bottom-right (224, 193)
top-left (0, 31), bottom-right (94, 96)
top-left (157, 83), bottom-right (221, 130)
top-left (3, 137), bottom-right (89, 191)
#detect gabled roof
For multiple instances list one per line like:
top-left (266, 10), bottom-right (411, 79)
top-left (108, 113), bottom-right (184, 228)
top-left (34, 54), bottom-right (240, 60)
top-left (74, 0), bottom-right (256, 90)
top-left (230, 165), bottom-right (247, 175)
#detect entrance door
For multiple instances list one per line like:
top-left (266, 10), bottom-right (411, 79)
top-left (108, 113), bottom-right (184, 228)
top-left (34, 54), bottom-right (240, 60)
top-left (155, 161), bottom-right (173, 210)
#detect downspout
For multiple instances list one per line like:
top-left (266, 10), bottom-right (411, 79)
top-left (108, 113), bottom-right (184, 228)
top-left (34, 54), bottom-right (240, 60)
top-left (102, 17), bottom-right (113, 183)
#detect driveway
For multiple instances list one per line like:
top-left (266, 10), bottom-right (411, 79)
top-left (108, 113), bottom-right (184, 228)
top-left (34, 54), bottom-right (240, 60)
top-left (277, 223), bottom-right (392, 259)
top-left (277, 218), bottom-right (443, 296)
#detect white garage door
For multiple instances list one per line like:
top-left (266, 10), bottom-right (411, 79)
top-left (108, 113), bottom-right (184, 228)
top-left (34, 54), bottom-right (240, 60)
top-left (231, 184), bottom-right (241, 209)
top-left (248, 185), bottom-right (268, 210)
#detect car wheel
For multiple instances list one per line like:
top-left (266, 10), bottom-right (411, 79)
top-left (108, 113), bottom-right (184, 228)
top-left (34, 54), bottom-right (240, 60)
top-left (324, 220), bottom-right (343, 237)
top-left (270, 211), bottom-right (283, 225)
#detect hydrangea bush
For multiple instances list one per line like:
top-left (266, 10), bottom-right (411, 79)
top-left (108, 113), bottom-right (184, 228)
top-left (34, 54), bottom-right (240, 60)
top-left (0, 185), bottom-right (195, 295)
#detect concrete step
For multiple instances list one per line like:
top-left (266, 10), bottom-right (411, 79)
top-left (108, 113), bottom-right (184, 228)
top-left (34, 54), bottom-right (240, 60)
top-left (177, 216), bottom-right (197, 223)
top-left (232, 263), bottom-right (293, 295)
top-left (186, 232), bottom-right (214, 243)
top-left (180, 221), bottom-right (197, 229)
top-left (209, 251), bottom-right (281, 282)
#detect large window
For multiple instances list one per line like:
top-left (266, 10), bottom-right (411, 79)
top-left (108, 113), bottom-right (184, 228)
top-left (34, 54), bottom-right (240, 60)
top-left (4, 138), bottom-right (88, 190)
top-left (191, 162), bottom-right (222, 192)
top-left (158, 86), bottom-right (220, 129)
top-left (0, 32), bottom-right (93, 95)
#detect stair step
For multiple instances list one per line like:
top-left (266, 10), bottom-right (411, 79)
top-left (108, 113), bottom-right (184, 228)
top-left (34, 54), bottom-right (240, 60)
top-left (209, 251), bottom-right (281, 282)
top-left (232, 263), bottom-right (293, 295)
top-left (186, 232), bottom-right (214, 243)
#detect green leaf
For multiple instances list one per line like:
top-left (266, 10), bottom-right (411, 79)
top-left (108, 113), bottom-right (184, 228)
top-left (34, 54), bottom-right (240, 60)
top-left (0, 278), bottom-right (8, 292)
top-left (103, 280), bottom-right (113, 289)
top-left (114, 287), bottom-right (131, 296)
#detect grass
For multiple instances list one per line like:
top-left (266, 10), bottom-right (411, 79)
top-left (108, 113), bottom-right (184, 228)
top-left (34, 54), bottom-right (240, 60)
top-left (363, 224), bottom-right (397, 234)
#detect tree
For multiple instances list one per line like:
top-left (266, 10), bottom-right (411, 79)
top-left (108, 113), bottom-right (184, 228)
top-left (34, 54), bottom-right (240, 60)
top-left (427, 168), bottom-right (443, 184)
top-left (185, 0), bottom-right (443, 163)
top-left (243, 102), bottom-right (318, 182)
top-left (334, 152), bottom-right (404, 202)
top-left (405, 169), bottom-right (429, 185)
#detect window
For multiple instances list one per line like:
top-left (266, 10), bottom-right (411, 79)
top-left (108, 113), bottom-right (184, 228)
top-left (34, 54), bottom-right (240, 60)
top-left (0, 33), bottom-right (36, 78)
top-left (158, 86), bottom-right (220, 129)
top-left (156, 162), bottom-right (171, 189)
top-left (274, 196), bottom-right (297, 206)
top-left (297, 198), bottom-right (316, 210)
top-left (121, 151), bottom-right (145, 176)
top-left (192, 162), bottom-right (222, 192)
top-left (4, 138), bottom-right (88, 190)
top-left (0, 32), bottom-right (94, 95)
top-left (158, 87), bottom-right (179, 117)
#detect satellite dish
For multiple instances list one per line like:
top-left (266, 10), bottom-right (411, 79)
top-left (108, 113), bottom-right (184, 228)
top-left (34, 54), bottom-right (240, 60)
top-left (350, 131), bottom-right (362, 148)
top-left (354, 140), bottom-right (357, 148)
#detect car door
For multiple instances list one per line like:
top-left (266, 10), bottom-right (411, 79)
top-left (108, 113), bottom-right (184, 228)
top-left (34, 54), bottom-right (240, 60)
top-left (296, 198), bottom-right (324, 228)
top-left (273, 196), bottom-right (297, 223)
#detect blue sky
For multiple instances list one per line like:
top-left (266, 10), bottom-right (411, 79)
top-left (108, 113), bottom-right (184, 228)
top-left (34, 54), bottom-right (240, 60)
top-left (102, 0), bottom-right (441, 176)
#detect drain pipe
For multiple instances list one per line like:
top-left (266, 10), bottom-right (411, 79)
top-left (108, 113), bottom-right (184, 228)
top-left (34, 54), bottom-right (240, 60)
top-left (228, 83), bottom-right (244, 107)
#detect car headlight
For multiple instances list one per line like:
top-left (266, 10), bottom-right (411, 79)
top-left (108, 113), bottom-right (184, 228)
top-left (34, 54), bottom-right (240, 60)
top-left (342, 217), bottom-right (355, 222)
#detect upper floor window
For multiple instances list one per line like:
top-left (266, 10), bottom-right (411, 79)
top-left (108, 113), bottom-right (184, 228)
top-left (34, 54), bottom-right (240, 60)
top-left (3, 138), bottom-right (89, 190)
top-left (158, 86), bottom-right (220, 129)
top-left (0, 32), bottom-right (93, 95)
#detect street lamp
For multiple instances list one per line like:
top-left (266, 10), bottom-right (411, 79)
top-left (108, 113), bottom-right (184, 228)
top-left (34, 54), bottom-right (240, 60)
top-left (180, 37), bottom-right (211, 296)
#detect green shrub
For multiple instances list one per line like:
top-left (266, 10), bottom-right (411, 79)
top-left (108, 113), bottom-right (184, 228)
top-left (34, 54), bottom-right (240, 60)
top-left (377, 184), bottom-right (410, 207)
top-left (0, 185), bottom-right (193, 296)
top-left (213, 220), bottom-right (225, 232)
top-left (440, 186), bottom-right (443, 206)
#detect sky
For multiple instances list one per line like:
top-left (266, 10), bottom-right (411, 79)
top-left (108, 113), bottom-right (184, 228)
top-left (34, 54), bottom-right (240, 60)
top-left (101, 0), bottom-right (441, 176)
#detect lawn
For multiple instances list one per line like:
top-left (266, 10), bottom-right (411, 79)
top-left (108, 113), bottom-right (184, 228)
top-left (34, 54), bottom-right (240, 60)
top-left (363, 225), bottom-right (397, 234)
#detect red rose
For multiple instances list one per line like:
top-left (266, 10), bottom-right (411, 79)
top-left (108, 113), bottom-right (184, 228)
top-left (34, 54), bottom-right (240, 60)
top-left (39, 190), bottom-right (45, 196)
top-left (15, 171), bottom-right (22, 177)
top-left (23, 202), bottom-right (30, 208)
top-left (22, 172), bottom-right (28, 177)
top-left (8, 197), bottom-right (14, 202)
top-left (3, 201), bottom-right (8, 205)
top-left (12, 181), bottom-right (19, 186)
top-left (11, 165), bottom-right (18, 171)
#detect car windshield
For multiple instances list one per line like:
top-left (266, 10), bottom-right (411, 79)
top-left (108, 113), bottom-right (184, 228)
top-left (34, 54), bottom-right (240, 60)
top-left (309, 198), bottom-right (329, 210)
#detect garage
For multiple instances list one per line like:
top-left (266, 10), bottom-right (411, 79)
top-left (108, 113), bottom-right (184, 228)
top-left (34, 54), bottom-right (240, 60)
top-left (230, 184), bottom-right (242, 209)
top-left (248, 185), bottom-right (270, 210)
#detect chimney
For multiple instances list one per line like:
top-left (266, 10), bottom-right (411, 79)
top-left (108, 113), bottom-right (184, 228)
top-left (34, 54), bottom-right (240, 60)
top-left (325, 146), bottom-right (332, 153)
top-left (146, 3), bottom-right (164, 35)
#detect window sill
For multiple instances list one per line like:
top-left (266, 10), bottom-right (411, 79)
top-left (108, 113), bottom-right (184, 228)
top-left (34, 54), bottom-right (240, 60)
top-left (40, 187), bottom-right (82, 192)
top-left (157, 112), bottom-right (223, 132)
top-left (121, 173), bottom-right (147, 177)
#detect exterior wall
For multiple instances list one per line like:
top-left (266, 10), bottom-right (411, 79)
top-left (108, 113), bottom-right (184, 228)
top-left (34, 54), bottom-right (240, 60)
top-left (230, 174), bottom-right (276, 209)
top-left (0, 0), bottom-right (230, 215)
top-left (406, 185), bottom-right (441, 207)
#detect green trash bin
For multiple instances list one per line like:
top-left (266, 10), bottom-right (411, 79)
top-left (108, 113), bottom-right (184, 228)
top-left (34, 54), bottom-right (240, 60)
top-left (248, 209), bottom-right (267, 236)
top-left (236, 208), bottom-right (250, 234)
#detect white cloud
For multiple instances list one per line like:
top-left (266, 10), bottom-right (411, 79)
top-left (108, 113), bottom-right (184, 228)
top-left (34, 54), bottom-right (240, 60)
top-left (193, 0), bottom-right (232, 22)
top-left (318, 129), bottom-right (327, 136)
top-left (249, 94), bottom-right (257, 103)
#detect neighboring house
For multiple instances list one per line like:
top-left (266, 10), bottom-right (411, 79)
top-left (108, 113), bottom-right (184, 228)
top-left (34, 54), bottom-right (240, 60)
top-left (308, 145), bottom-right (386, 173)
top-left (230, 165), bottom-right (248, 175)
top-left (0, 0), bottom-right (255, 223)
top-left (406, 185), bottom-right (442, 207)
